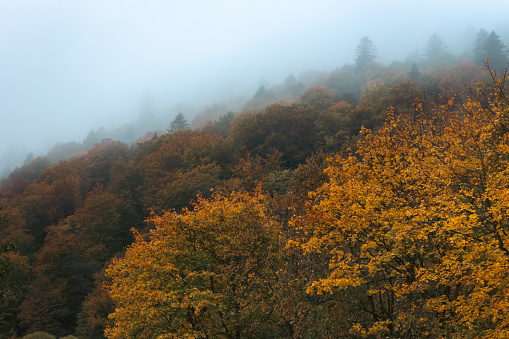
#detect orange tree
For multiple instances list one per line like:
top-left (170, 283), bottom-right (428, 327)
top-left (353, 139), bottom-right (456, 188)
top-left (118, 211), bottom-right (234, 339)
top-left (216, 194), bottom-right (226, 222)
top-left (105, 188), bottom-right (284, 338)
top-left (291, 69), bottom-right (509, 338)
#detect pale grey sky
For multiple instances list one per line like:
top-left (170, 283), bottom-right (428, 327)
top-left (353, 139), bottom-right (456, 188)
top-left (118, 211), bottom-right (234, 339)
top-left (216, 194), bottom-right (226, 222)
top-left (1, 0), bottom-right (508, 172)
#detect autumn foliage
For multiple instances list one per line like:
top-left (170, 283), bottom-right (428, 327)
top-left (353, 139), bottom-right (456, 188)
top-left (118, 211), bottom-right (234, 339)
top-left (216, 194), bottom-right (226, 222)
top-left (105, 188), bottom-right (283, 338)
top-left (2, 52), bottom-right (509, 338)
top-left (292, 69), bottom-right (509, 337)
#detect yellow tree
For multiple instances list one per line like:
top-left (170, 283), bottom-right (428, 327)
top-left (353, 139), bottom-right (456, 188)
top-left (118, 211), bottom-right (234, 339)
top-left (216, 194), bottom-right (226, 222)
top-left (292, 69), bottom-right (509, 338)
top-left (105, 188), bottom-right (283, 338)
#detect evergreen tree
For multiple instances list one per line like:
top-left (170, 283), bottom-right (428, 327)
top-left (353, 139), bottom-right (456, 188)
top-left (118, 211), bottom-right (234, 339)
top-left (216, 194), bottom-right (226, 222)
top-left (355, 36), bottom-right (377, 72)
top-left (472, 28), bottom-right (489, 65)
top-left (254, 85), bottom-right (267, 99)
top-left (484, 31), bottom-right (508, 72)
top-left (423, 33), bottom-right (447, 59)
top-left (23, 153), bottom-right (35, 166)
top-left (168, 113), bottom-right (190, 132)
top-left (284, 73), bottom-right (297, 85)
top-left (408, 63), bottom-right (421, 81)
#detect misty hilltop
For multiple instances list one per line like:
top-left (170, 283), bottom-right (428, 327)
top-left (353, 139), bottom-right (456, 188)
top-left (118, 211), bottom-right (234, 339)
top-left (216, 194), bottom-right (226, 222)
top-left (1, 0), bottom-right (509, 174)
top-left (1, 26), bottom-right (509, 335)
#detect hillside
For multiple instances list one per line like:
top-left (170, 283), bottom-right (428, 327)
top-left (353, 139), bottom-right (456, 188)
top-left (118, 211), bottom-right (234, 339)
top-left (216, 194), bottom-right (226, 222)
top-left (1, 33), bottom-right (509, 337)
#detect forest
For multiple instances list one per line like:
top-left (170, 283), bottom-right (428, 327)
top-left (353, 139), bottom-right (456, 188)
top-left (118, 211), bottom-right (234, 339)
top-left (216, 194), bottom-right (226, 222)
top-left (1, 30), bottom-right (509, 338)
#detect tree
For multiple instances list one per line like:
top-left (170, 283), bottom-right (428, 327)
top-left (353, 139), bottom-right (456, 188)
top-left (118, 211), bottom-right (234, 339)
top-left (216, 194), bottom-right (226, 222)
top-left (0, 250), bottom-right (31, 336)
top-left (296, 87), bottom-right (335, 111)
top-left (190, 102), bottom-right (229, 130)
top-left (253, 85), bottom-right (268, 99)
top-left (139, 131), bottom-right (228, 212)
top-left (423, 33), bottom-right (447, 59)
top-left (282, 74), bottom-right (305, 101)
top-left (18, 219), bottom-right (99, 336)
top-left (0, 242), bottom-right (16, 301)
top-left (0, 197), bottom-right (15, 302)
top-left (355, 36), bottom-right (377, 72)
top-left (291, 72), bottom-right (509, 337)
top-left (484, 31), bottom-right (508, 72)
top-left (21, 174), bottom-right (83, 246)
top-left (408, 62), bottom-right (421, 81)
top-left (86, 139), bottom-right (128, 188)
top-left (22, 153), bottom-right (35, 166)
top-left (228, 103), bottom-right (324, 168)
top-left (73, 185), bottom-right (132, 261)
top-left (75, 267), bottom-right (115, 339)
top-left (437, 61), bottom-right (490, 97)
top-left (422, 33), bottom-right (457, 69)
top-left (212, 111), bottom-right (235, 137)
top-left (167, 113), bottom-right (190, 132)
top-left (473, 28), bottom-right (489, 65)
top-left (105, 188), bottom-right (284, 338)
top-left (284, 73), bottom-right (297, 85)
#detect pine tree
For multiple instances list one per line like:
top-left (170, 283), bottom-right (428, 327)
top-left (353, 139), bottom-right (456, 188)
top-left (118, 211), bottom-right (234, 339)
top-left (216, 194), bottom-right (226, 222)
top-left (423, 33), bottom-right (447, 59)
top-left (355, 36), bottom-right (377, 72)
top-left (254, 85), bottom-right (267, 99)
top-left (168, 113), bottom-right (190, 132)
top-left (472, 28), bottom-right (489, 65)
top-left (408, 63), bottom-right (421, 81)
top-left (284, 73), bottom-right (297, 85)
top-left (484, 31), bottom-right (508, 72)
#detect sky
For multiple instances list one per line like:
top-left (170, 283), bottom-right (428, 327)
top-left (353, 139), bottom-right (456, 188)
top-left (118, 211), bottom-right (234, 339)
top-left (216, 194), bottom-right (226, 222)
top-left (1, 0), bottom-right (509, 174)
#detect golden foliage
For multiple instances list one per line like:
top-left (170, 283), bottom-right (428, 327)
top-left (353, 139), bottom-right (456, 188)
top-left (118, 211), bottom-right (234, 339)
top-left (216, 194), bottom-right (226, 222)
top-left (105, 188), bottom-right (281, 338)
top-left (292, 72), bottom-right (509, 337)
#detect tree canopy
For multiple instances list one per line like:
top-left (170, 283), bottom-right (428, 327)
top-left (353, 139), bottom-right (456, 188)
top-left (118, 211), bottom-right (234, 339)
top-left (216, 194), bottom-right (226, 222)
top-left (292, 71), bottom-right (509, 338)
top-left (105, 188), bottom-right (283, 338)
top-left (1, 31), bottom-right (508, 338)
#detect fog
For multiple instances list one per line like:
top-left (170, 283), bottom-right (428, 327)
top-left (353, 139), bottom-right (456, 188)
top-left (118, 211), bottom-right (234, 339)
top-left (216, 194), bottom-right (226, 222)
top-left (1, 0), bottom-right (509, 175)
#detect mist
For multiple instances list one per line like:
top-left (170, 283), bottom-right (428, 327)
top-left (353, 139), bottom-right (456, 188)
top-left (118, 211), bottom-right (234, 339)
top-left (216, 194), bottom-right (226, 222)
top-left (1, 0), bottom-right (509, 175)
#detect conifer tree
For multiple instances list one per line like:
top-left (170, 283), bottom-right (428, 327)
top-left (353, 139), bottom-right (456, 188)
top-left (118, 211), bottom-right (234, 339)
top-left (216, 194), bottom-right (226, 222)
top-left (408, 62), bottom-right (421, 81)
top-left (423, 33), bottom-right (447, 59)
top-left (473, 28), bottom-right (489, 65)
top-left (167, 112), bottom-right (189, 132)
top-left (355, 36), bottom-right (377, 72)
top-left (254, 85), bottom-right (267, 99)
top-left (284, 73), bottom-right (297, 84)
top-left (484, 31), bottom-right (508, 72)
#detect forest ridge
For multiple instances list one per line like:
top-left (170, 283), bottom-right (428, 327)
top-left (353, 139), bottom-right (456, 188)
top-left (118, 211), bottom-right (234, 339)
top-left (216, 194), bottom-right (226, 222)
top-left (0, 30), bottom-right (509, 338)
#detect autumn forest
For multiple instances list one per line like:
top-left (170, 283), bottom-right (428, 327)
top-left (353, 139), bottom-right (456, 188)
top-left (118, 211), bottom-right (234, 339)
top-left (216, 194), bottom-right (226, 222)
top-left (2, 30), bottom-right (509, 338)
